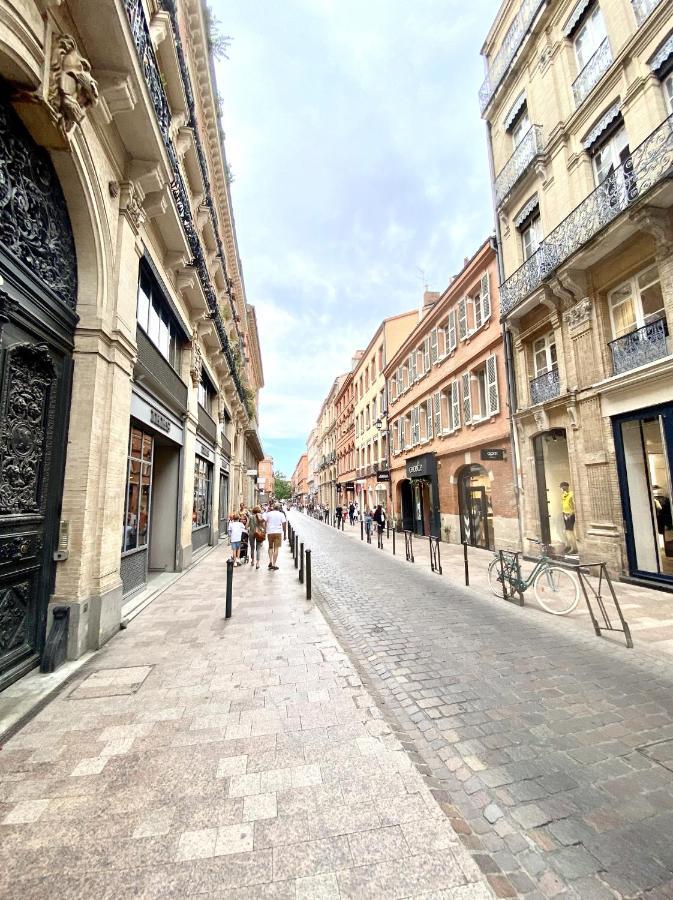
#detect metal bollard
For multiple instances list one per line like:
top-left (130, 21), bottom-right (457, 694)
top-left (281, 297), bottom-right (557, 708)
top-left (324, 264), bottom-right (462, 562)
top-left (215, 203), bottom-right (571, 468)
top-left (392, 528), bottom-right (395, 555)
top-left (499, 550), bottom-right (507, 602)
top-left (225, 558), bottom-right (233, 619)
top-left (386, 521), bottom-right (390, 540)
top-left (299, 542), bottom-right (304, 583)
top-left (463, 542), bottom-right (469, 586)
top-left (360, 520), bottom-right (364, 541)
top-left (294, 534), bottom-right (299, 568)
top-left (305, 549), bottom-right (312, 600)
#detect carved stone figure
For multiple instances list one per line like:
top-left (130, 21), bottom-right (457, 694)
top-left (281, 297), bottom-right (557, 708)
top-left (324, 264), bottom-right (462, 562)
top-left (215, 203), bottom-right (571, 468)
top-left (190, 337), bottom-right (203, 388)
top-left (49, 34), bottom-right (99, 132)
top-left (564, 298), bottom-right (593, 332)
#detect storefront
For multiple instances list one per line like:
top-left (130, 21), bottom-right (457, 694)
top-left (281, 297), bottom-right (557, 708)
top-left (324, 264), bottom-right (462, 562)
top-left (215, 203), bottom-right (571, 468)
top-left (400, 453), bottom-right (440, 537)
top-left (120, 388), bottom-right (184, 598)
top-left (533, 429), bottom-right (573, 555)
top-left (193, 439), bottom-right (215, 554)
top-left (219, 461), bottom-right (230, 538)
top-left (613, 403), bottom-right (673, 586)
top-left (375, 471), bottom-right (391, 513)
top-left (458, 464), bottom-right (494, 550)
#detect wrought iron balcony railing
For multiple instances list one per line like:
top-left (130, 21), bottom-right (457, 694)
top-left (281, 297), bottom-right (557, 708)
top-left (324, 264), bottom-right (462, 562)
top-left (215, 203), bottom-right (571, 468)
top-left (529, 368), bottom-right (560, 405)
top-left (632, 0), bottom-right (665, 24)
top-left (501, 113), bottom-right (673, 318)
top-left (572, 37), bottom-right (612, 107)
top-left (495, 125), bottom-right (544, 207)
top-left (609, 318), bottom-right (669, 375)
top-left (479, 0), bottom-right (547, 114)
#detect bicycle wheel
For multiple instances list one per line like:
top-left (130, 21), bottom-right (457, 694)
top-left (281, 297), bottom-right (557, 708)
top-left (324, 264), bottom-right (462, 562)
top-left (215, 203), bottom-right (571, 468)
top-left (533, 565), bottom-right (580, 615)
top-left (487, 556), bottom-right (517, 599)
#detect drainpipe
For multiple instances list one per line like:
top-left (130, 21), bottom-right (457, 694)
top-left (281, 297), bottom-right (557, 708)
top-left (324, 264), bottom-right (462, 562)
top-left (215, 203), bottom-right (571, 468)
top-left (485, 121), bottom-right (525, 552)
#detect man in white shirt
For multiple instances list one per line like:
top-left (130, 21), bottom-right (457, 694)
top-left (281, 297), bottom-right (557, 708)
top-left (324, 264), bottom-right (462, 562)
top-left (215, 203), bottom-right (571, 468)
top-left (263, 503), bottom-right (287, 570)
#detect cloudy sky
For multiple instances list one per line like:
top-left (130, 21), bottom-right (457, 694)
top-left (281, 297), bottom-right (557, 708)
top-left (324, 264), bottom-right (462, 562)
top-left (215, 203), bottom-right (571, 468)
top-left (214, 0), bottom-right (497, 477)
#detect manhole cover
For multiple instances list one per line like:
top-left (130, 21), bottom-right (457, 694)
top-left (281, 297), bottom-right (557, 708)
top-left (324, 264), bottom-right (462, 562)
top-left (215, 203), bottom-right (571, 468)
top-left (68, 665), bottom-right (153, 699)
top-left (637, 739), bottom-right (673, 773)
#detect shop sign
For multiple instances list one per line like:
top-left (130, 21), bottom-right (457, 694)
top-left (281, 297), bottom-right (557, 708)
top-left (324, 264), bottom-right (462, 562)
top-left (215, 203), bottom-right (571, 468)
top-left (150, 408), bottom-right (171, 433)
top-left (376, 471), bottom-right (390, 482)
top-left (198, 442), bottom-right (214, 461)
top-left (343, 482), bottom-right (355, 491)
top-left (481, 448), bottom-right (505, 461)
top-left (406, 455), bottom-right (432, 479)
top-left (246, 469), bottom-right (258, 476)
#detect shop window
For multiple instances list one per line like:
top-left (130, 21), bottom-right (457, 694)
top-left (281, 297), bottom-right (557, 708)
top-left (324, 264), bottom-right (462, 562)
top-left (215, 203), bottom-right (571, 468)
top-left (136, 268), bottom-right (181, 370)
top-left (574, 5), bottom-right (607, 72)
top-left (122, 426), bottom-right (153, 553)
top-left (533, 331), bottom-right (558, 375)
top-left (193, 457), bottom-right (212, 529)
top-left (608, 264), bottom-right (664, 339)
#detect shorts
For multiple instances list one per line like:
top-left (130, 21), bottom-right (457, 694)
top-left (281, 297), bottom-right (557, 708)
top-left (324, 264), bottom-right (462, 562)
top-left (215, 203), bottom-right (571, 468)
top-left (563, 514), bottom-right (576, 530)
top-left (231, 541), bottom-right (241, 550)
top-left (267, 533), bottom-right (281, 549)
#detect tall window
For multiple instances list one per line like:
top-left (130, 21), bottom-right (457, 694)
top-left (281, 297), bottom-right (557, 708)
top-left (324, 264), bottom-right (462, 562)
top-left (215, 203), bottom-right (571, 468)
top-left (574, 5), bottom-right (607, 71)
top-left (665, 72), bottom-right (673, 114)
top-left (198, 373), bottom-right (215, 412)
top-left (533, 331), bottom-right (558, 375)
top-left (592, 124), bottom-right (630, 186)
top-left (193, 458), bottom-right (212, 529)
top-left (608, 265), bottom-right (664, 339)
top-left (521, 214), bottom-right (541, 260)
top-left (136, 268), bottom-right (182, 369)
top-left (511, 105), bottom-right (530, 148)
top-left (122, 427), bottom-right (153, 553)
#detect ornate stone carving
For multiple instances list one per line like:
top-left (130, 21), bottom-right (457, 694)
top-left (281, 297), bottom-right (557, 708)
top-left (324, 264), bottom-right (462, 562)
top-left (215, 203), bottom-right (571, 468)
top-left (0, 95), bottom-right (78, 308)
top-left (0, 344), bottom-right (56, 515)
top-left (564, 298), bottom-right (593, 332)
top-left (190, 336), bottom-right (203, 387)
top-left (0, 289), bottom-right (17, 337)
top-left (48, 34), bottom-right (99, 133)
top-left (119, 182), bottom-right (145, 233)
top-left (532, 408), bottom-right (549, 432)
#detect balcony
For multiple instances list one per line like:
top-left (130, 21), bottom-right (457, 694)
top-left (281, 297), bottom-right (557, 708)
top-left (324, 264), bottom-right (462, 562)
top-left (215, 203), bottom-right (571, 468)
top-left (609, 318), bottom-right (669, 375)
top-left (501, 113), bottom-right (673, 318)
top-left (197, 404), bottom-right (218, 444)
top-left (495, 125), bottom-right (544, 207)
top-left (632, 0), bottom-right (665, 24)
top-left (479, 0), bottom-right (547, 114)
top-left (572, 37), bottom-right (612, 108)
top-left (529, 368), bottom-right (560, 405)
top-left (135, 328), bottom-right (188, 411)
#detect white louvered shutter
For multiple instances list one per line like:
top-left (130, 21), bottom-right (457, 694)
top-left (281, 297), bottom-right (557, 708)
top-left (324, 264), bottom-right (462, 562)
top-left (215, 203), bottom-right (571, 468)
top-left (413, 407), bottom-right (420, 444)
top-left (458, 298), bottom-right (467, 341)
top-left (486, 355), bottom-right (499, 415)
top-left (461, 372), bottom-right (472, 424)
top-left (433, 391), bottom-right (441, 434)
top-left (430, 329), bottom-right (438, 364)
top-left (451, 380), bottom-right (461, 429)
top-left (426, 398), bottom-right (433, 439)
top-left (448, 310), bottom-right (457, 351)
top-left (424, 338), bottom-right (430, 372)
top-left (481, 272), bottom-right (491, 322)
top-left (408, 353), bottom-right (414, 384)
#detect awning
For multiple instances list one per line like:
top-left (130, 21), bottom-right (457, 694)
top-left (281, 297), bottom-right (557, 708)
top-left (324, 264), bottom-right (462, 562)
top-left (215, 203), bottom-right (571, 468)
top-left (514, 193), bottom-right (539, 229)
top-left (503, 91), bottom-right (527, 132)
top-left (649, 31), bottom-right (673, 75)
top-left (582, 101), bottom-right (621, 150)
top-left (563, 0), bottom-right (592, 37)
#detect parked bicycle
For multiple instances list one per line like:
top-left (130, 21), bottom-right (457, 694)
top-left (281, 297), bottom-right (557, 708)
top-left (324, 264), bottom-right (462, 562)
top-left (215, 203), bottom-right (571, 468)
top-left (487, 538), bottom-right (580, 615)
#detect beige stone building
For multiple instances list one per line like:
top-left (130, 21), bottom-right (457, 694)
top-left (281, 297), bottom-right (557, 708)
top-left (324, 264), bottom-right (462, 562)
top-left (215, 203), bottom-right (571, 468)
top-left (482, 0), bottom-right (673, 585)
top-left (0, 0), bottom-right (263, 692)
top-left (317, 375), bottom-right (345, 512)
top-left (291, 453), bottom-right (308, 504)
top-left (257, 456), bottom-right (274, 503)
top-left (353, 312), bottom-right (418, 514)
top-left (306, 426), bottom-right (319, 505)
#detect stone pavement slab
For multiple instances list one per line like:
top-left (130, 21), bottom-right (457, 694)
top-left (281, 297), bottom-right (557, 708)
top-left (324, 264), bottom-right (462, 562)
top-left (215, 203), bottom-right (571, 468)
top-left (293, 512), bottom-right (673, 899)
top-left (0, 540), bottom-right (491, 899)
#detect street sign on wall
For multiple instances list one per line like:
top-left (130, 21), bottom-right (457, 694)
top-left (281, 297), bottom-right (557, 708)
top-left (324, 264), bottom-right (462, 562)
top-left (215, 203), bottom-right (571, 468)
top-left (481, 448), bottom-right (505, 461)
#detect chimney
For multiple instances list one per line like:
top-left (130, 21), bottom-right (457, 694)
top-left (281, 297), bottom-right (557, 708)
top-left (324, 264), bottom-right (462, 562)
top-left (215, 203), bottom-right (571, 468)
top-left (423, 290), bottom-right (440, 308)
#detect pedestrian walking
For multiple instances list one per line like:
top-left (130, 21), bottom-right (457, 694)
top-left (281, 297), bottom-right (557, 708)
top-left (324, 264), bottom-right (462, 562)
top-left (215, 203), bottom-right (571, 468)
top-left (227, 513), bottom-right (244, 566)
top-left (263, 502), bottom-right (287, 570)
top-left (348, 502), bottom-right (355, 526)
top-left (247, 505), bottom-right (266, 570)
top-left (364, 508), bottom-right (373, 540)
top-left (373, 504), bottom-right (385, 536)
top-left (336, 503), bottom-right (343, 529)
top-left (354, 500), bottom-right (360, 521)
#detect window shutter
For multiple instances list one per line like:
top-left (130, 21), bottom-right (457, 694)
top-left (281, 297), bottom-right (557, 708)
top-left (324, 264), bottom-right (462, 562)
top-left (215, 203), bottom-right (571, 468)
top-left (413, 407), bottom-right (420, 444)
top-left (408, 353), bottom-right (414, 384)
top-left (430, 329), bottom-right (438, 363)
top-left (458, 298), bottom-right (468, 340)
top-left (448, 309), bottom-right (457, 350)
top-left (461, 372), bottom-right (472, 423)
top-left (486, 354), bottom-right (499, 415)
top-left (433, 391), bottom-right (441, 434)
top-left (426, 398), bottom-right (434, 439)
top-left (480, 272), bottom-right (491, 322)
top-left (424, 337), bottom-right (430, 372)
top-left (452, 380), bottom-right (461, 429)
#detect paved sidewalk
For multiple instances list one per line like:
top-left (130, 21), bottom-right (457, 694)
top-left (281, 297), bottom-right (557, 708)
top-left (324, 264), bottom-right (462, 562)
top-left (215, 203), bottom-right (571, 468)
top-left (0, 540), bottom-right (491, 899)
top-left (314, 514), bottom-right (672, 658)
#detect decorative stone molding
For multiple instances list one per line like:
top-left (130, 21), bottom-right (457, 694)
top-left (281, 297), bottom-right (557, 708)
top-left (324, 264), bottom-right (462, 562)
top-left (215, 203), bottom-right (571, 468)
top-left (96, 71), bottom-right (137, 119)
top-left (48, 33), bottom-right (99, 134)
top-left (564, 297), bottom-right (593, 332)
top-left (118, 182), bottom-right (145, 234)
top-left (532, 408), bottom-right (549, 432)
top-left (127, 159), bottom-right (163, 195)
top-left (0, 289), bottom-right (18, 338)
top-left (149, 11), bottom-right (171, 47)
top-left (566, 402), bottom-right (579, 430)
top-left (630, 207), bottom-right (673, 259)
top-left (142, 186), bottom-right (169, 220)
top-left (189, 336), bottom-right (203, 387)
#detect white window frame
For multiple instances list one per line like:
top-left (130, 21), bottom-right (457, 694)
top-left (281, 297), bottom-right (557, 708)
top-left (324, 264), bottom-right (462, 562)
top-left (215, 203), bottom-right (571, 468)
top-left (592, 124), bottom-right (630, 187)
top-left (426, 397), bottom-right (434, 440)
top-left (461, 372), bottom-right (472, 424)
top-left (521, 215), bottom-right (541, 261)
top-left (532, 331), bottom-right (558, 376)
top-left (447, 309), bottom-right (457, 352)
top-left (665, 72), bottom-right (673, 115)
top-left (430, 329), bottom-right (438, 364)
top-left (607, 264), bottom-right (664, 339)
top-left (511, 105), bottom-right (531, 148)
top-left (423, 337), bottom-right (430, 373)
top-left (574, 5), bottom-right (607, 72)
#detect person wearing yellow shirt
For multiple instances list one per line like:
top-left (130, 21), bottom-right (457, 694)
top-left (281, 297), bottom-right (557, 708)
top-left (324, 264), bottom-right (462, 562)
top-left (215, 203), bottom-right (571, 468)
top-left (560, 481), bottom-right (577, 554)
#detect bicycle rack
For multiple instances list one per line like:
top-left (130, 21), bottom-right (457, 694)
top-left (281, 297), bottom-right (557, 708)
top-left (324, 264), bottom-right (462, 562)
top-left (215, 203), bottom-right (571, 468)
top-left (404, 530), bottom-right (414, 563)
top-left (498, 550), bottom-right (524, 606)
top-left (573, 561), bottom-right (633, 648)
top-left (429, 536), bottom-right (442, 574)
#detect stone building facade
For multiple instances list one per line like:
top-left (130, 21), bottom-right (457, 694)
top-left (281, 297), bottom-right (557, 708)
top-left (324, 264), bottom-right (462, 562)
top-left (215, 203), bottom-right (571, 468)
top-left (386, 241), bottom-right (518, 548)
top-left (257, 456), bottom-right (274, 503)
top-left (0, 0), bottom-right (263, 692)
top-left (482, 0), bottom-right (673, 584)
top-left (317, 375), bottom-right (344, 512)
top-left (291, 453), bottom-right (308, 504)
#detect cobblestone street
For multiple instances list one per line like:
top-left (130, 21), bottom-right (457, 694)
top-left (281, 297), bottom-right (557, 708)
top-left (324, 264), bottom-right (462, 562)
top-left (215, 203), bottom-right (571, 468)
top-left (294, 513), bottom-right (673, 899)
top-left (0, 542), bottom-right (488, 900)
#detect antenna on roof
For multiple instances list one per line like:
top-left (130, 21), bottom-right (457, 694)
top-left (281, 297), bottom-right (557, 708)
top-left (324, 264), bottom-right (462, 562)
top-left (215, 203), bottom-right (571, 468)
top-left (415, 266), bottom-right (428, 315)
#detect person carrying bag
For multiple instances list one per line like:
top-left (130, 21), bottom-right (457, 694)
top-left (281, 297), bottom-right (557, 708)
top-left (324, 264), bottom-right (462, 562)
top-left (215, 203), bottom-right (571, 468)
top-left (248, 505), bottom-right (266, 570)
